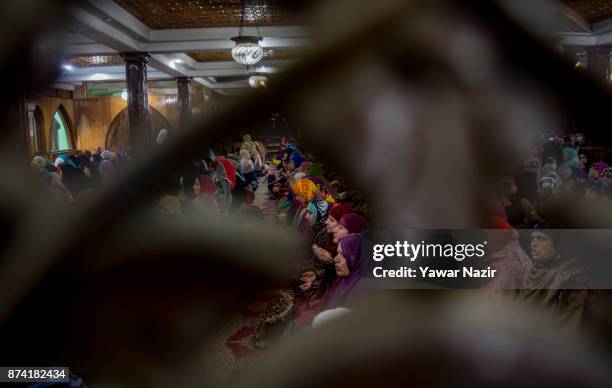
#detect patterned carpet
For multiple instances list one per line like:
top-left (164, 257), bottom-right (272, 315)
top-left (204, 176), bottom-right (286, 379)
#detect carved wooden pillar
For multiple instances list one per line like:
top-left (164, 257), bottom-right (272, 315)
top-left (121, 52), bottom-right (151, 154)
top-left (586, 46), bottom-right (610, 82)
top-left (177, 77), bottom-right (192, 129)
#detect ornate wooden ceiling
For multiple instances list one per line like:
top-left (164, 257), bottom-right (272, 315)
top-left (563, 0), bottom-right (612, 24)
top-left (113, 0), bottom-right (305, 29)
top-left (188, 47), bottom-right (300, 62)
top-left (67, 54), bottom-right (124, 67)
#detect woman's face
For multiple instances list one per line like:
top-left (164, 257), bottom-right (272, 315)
top-left (580, 153), bottom-right (587, 167)
top-left (333, 224), bottom-right (350, 243)
top-left (305, 210), bottom-right (314, 225)
top-left (193, 178), bottom-right (200, 196)
top-left (325, 216), bottom-right (339, 233)
top-left (530, 232), bottom-right (556, 261)
top-left (562, 167), bottom-right (572, 179)
top-left (334, 245), bottom-right (350, 277)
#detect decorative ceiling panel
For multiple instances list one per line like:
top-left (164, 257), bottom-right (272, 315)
top-left (188, 47), bottom-right (300, 62)
top-left (67, 54), bottom-right (124, 67)
top-left (563, 0), bottom-right (612, 23)
top-left (113, 0), bottom-right (305, 29)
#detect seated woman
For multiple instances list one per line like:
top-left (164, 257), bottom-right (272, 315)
top-left (517, 228), bottom-right (598, 328)
top-left (332, 213), bottom-right (369, 244)
top-left (294, 199), bottom-right (331, 298)
top-left (315, 233), bottom-right (364, 322)
top-left (312, 203), bottom-right (354, 264)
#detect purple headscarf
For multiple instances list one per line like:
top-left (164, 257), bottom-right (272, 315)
top-left (100, 160), bottom-right (118, 178)
top-left (326, 233), bottom-right (362, 308)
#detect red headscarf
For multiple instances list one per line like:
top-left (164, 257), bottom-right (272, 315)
top-left (329, 203), bottom-right (353, 222)
top-left (216, 156), bottom-right (236, 191)
top-left (197, 175), bottom-right (217, 194)
top-left (339, 213), bottom-right (369, 234)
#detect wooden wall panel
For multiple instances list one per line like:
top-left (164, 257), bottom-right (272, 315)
top-left (34, 96), bottom-right (76, 152)
top-left (149, 94), bottom-right (179, 130)
top-left (74, 97), bottom-right (115, 151)
top-left (33, 88), bottom-right (211, 153)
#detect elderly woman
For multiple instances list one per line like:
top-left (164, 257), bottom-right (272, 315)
top-left (325, 233), bottom-right (364, 309)
top-left (518, 229), bottom-right (598, 328)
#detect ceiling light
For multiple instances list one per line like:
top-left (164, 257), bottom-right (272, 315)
top-left (62, 64), bottom-right (73, 71)
top-left (230, 0), bottom-right (263, 68)
top-left (249, 75), bottom-right (267, 88)
top-left (231, 36), bottom-right (264, 67)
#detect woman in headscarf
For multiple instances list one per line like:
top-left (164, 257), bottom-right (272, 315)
top-left (211, 159), bottom-right (233, 216)
top-left (239, 149), bottom-right (257, 190)
top-left (192, 174), bottom-right (219, 215)
top-left (241, 134), bottom-right (257, 161)
top-left (313, 203), bottom-right (354, 263)
top-left (332, 213), bottom-right (369, 245)
top-left (517, 228), bottom-right (598, 328)
top-left (290, 177), bottom-right (319, 235)
top-left (325, 233), bottom-right (363, 309)
top-left (305, 199), bottom-right (331, 249)
top-left (215, 155), bottom-right (236, 191)
top-left (290, 151), bottom-right (304, 170)
top-left (558, 147), bottom-right (580, 176)
top-left (100, 159), bottom-right (119, 187)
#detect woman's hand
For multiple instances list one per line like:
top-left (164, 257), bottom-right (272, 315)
top-left (299, 271), bottom-right (316, 293)
top-left (300, 271), bottom-right (316, 284)
top-left (299, 282), bottom-right (312, 292)
top-left (312, 244), bottom-right (333, 263)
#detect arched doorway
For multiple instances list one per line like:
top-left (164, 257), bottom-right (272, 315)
top-left (105, 108), bottom-right (171, 151)
top-left (49, 105), bottom-right (75, 153)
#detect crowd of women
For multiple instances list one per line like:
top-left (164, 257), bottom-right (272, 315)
top-left (28, 135), bottom-right (373, 335)
top-left (491, 131), bottom-right (607, 329)
top-left (29, 130), bottom-right (606, 337)
top-left (262, 137), bottom-right (371, 330)
top-left (500, 132), bottom-right (612, 228)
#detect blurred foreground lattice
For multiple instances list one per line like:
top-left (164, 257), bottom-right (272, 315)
top-left (0, 0), bottom-right (611, 387)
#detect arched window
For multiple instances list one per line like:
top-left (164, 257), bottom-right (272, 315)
top-left (49, 107), bottom-right (74, 152)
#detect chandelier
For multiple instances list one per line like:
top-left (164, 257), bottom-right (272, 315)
top-left (231, 36), bottom-right (264, 67)
top-left (230, 0), bottom-right (264, 68)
